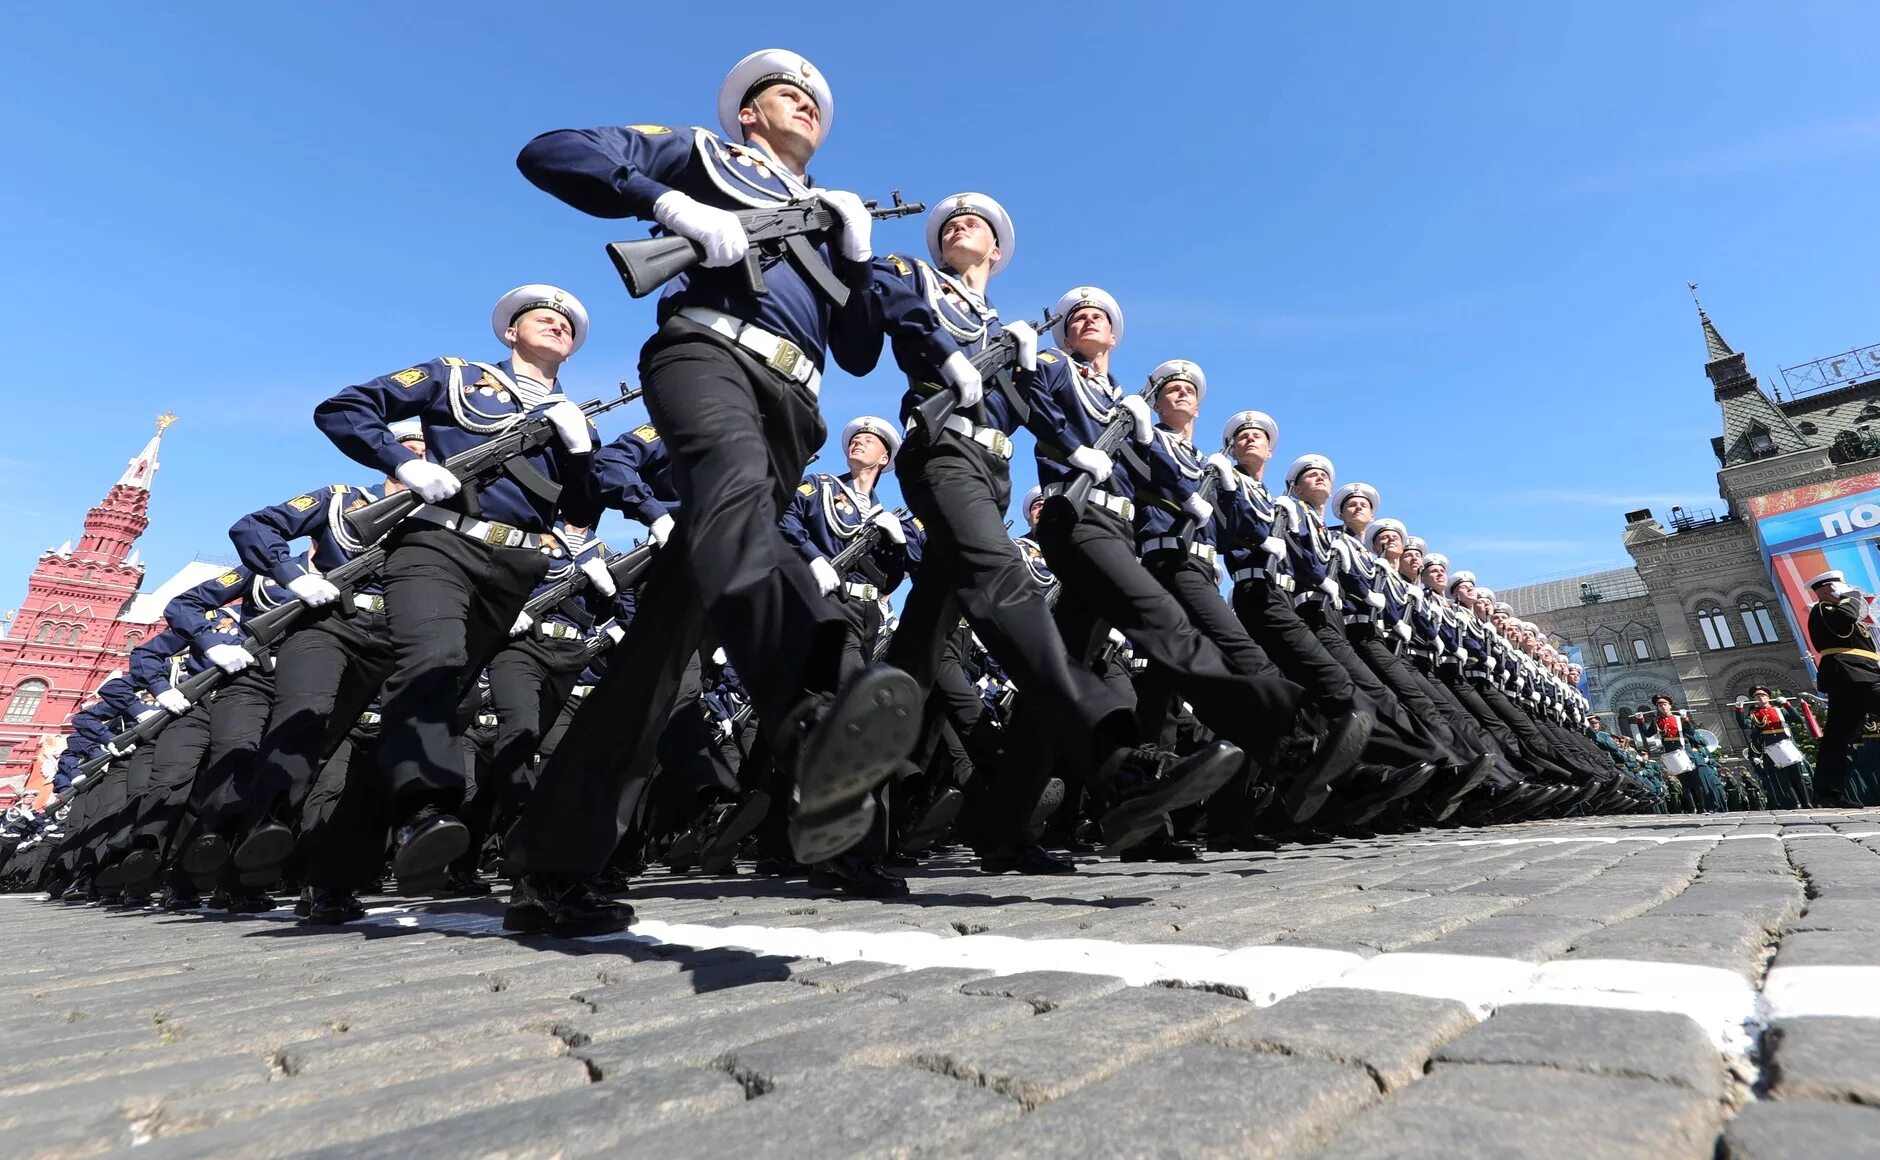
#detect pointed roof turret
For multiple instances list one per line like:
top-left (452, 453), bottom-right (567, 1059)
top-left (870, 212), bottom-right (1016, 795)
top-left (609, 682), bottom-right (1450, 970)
top-left (1688, 283), bottom-right (1734, 363)
top-left (117, 412), bottom-right (176, 491)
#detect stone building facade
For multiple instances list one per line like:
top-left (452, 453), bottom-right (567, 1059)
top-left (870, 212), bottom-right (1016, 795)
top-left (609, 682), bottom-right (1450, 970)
top-left (1502, 306), bottom-right (1865, 743)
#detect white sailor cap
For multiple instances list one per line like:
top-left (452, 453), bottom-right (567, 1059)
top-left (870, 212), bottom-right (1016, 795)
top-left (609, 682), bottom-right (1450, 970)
top-left (389, 419), bottom-right (425, 442)
top-left (1022, 484), bottom-right (1044, 515)
top-left (1332, 482), bottom-right (1379, 514)
top-left (1493, 601), bottom-right (1512, 614)
top-left (1808, 569), bottom-right (1845, 589)
top-left (1448, 570), bottom-right (1477, 593)
top-left (1403, 536), bottom-right (1428, 555)
top-left (927, 193), bottom-right (1014, 275)
top-left (1147, 359), bottom-right (1206, 402)
top-left (1284, 453), bottom-right (1334, 488)
top-left (841, 415), bottom-right (901, 468)
top-left (1051, 286), bottom-right (1124, 349)
top-left (718, 49), bottom-right (832, 143)
top-left (1221, 410), bottom-right (1277, 448)
top-left (1363, 518), bottom-right (1406, 552)
top-left (1522, 620), bottom-right (1541, 635)
top-left (492, 285), bottom-right (588, 354)
top-left (1422, 552), bottom-right (1449, 571)
top-left (1474, 586), bottom-right (1496, 602)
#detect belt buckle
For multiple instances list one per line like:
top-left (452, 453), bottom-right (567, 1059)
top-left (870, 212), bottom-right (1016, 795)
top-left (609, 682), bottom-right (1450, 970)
top-left (482, 521), bottom-right (518, 548)
top-left (770, 341), bottom-right (803, 379)
top-left (859, 584), bottom-right (879, 601)
top-left (986, 430), bottom-right (1012, 458)
top-left (1119, 499), bottom-right (1136, 521)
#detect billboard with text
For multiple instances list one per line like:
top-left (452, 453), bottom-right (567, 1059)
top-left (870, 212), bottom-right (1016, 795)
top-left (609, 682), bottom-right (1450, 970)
top-left (1745, 470), bottom-right (1880, 672)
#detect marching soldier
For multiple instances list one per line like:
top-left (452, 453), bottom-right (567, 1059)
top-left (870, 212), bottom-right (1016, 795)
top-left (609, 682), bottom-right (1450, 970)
top-left (1804, 568), bottom-right (1876, 807)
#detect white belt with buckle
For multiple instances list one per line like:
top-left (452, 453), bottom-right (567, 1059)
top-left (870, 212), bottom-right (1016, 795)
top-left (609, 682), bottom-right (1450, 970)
top-left (352, 594), bottom-right (385, 613)
top-left (411, 506), bottom-right (561, 553)
top-left (840, 581), bottom-right (880, 602)
top-left (358, 711), bottom-right (381, 726)
top-left (1045, 482), bottom-right (1134, 521)
top-left (476, 713), bottom-right (498, 728)
top-left (679, 306), bottom-right (821, 397)
top-left (941, 414), bottom-right (1014, 460)
top-left (536, 621), bottom-right (583, 640)
top-left (1140, 537), bottom-right (1218, 565)
top-left (1230, 566), bottom-right (1296, 593)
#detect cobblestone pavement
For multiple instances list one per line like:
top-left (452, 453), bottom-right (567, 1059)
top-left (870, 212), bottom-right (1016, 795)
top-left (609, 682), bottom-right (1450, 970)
top-left (8, 809), bottom-right (1880, 1158)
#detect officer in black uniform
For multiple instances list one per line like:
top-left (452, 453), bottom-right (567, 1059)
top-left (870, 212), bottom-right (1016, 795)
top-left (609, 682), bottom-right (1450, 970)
top-left (1804, 568), bottom-right (1875, 807)
top-left (504, 50), bottom-right (923, 935)
top-left (313, 283), bottom-right (600, 903)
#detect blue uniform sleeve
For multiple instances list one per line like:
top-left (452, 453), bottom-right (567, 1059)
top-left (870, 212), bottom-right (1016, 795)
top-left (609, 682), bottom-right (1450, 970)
top-left (516, 125), bottom-right (697, 219)
top-left (162, 568), bottom-right (251, 650)
top-left (70, 706), bottom-right (117, 749)
top-left (590, 428), bottom-right (677, 526)
top-left (1016, 355), bottom-right (1076, 451)
top-left (851, 255), bottom-right (962, 376)
top-left (230, 486), bottom-right (340, 586)
top-left (314, 360), bottom-right (447, 478)
top-left (129, 627), bottom-right (189, 696)
top-left (94, 677), bottom-right (142, 721)
top-left (779, 480), bottom-right (823, 561)
top-left (1141, 429), bottom-right (1203, 506)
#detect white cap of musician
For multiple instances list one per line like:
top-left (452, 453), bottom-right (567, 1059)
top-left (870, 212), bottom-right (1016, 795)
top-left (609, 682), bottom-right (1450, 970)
top-left (491, 285), bottom-right (589, 354)
top-left (1051, 286), bottom-right (1123, 350)
top-left (1808, 569), bottom-right (1845, 592)
top-left (927, 193), bottom-right (1014, 275)
top-left (842, 415), bottom-right (901, 470)
top-left (718, 50), bottom-right (833, 142)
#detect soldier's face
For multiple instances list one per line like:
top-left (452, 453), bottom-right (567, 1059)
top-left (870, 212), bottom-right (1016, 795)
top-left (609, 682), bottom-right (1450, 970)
top-left (506, 309), bottom-right (575, 361)
top-left (1399, 550), bottom-right (1422, 578)
top-left (1231, 426), bottom-right (1271, 470)
top-left (1493, 610), bottom-right (1509, 630)
top-left (1474, 595), bottom-right (1492, 617)
top-left (1066, 307), bottom-right (1116, 357)
top-left (1155, 379), bottom-right (1198, 426)
top-left (1452, 579), bottom-right (1475, 603)
top-left (1372, 528), bottom-right (1402, 558)
top-left (846, 432), bottom-right (888, 470)
top-left (1340, 494), bottom-right (1373, 527)
top-left (1293, 467), bottom-right (1332, 507)
top-left (1027, 498), bottom-right (1045, 527)
top-left (940, 214), bottom-right (997, 270)
top-left (1423, 564), bottom-right (1447, 591)
top-left (741, 84), bottom-right (823, 150)
top-left (1756, 691), bottom-right (1772, 706)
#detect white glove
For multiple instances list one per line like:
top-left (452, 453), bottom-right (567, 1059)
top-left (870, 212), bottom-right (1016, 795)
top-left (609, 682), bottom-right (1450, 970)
top-left (712, 647), bottom-right (728, 665)
top-left (810, 556), bottom-right (840, 596)
top-left (719, 718), bottom-right (735, 738)
top-left (395, 459), bottom-right (462, 504)
top-left (649, 513), bottom-right (676, 547)
top-left (1069, 446), bottom-right (1114, 482)
top-left (1182, 494), bottom-right (1214, 524)
top-left (205, 643), bottom-right (256, 675)
top-left (287, 574), bottom-right (341, 607)
top-left (940, 350), bottom-right (983, 408)
top-left (1003, 319), bottom-right (1038, 372)
top-left (1366, 590), bottom-right (1387, 609)
top-left (511, 611), bottom-right (534, 637)
top-left (580, 555), bottom-right (617, 598)
top-left (604, 623), bottom-right (626, 645)
top-left (652, 190), bottom-right (749, 268)
top-left (542, 398), bottom-right (593, 455)
top-left (871, 510), bottom-right (905, 545)
top-left (1108, 627), bottom-right (1128, 647)
top-left (1119, 396), bottom-right (1155, 444)
top-left (813, 189), bottom-right (873, 262)
top-left (105, 741), bottom-right (130, 758)
top-left (1205, 452), bottom-right (1238, 490)
top-left (156, 688), bottom-right (191, 715)
top-left (135, 708), bottom-right (161, 723)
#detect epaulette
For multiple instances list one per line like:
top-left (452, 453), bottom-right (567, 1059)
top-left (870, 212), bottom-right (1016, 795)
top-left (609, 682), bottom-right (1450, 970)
top-left (1037, 351), bottom-right (1060, 364)
top-left (624, 124), bottom-right (673, 135)
top-left (797, 481), bottom-right (816, 496)
top-left (441, 356), bottom-right (468, 368)
top-left (886, 254), bottom-right (913, 276)
top-left (631, 423), bottom-right (660, 443)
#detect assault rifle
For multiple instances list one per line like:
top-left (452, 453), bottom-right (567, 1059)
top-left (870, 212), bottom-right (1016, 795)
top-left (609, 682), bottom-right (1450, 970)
top-left (606, 192), bottom-right (924, 308)
top-left (826, 505), bottom-right (909, 578)
top-left (343, 386), bottom-right (642, 546)
top-left (908, 310), bottom-right (1060, 443)
top-left (67, 539), bottom-right (399, 789)
top-left (1062, 380), bottom-right (1158, 512)
top-left (519, 539), bottom-right (659, 623)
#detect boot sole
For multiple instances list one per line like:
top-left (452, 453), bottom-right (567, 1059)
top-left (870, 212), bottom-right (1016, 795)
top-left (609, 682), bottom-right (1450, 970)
top-left (1280, 711), bottom-right (1373, 803)
top-left (181, 835), bottom-right (230, 878)
top-left (391, 819), bottom-right (470, 887)
top-left (1027, 778), bottom-right (1067, 832)
top-left (1432, 755), bottom-right (1497, 823)
top-left (232, 826), bottom-right (295, 874)
top-left (698, 792), bottom-right (774, 875)
top-left (790, 669), bottom-right (922, 864)
top-left (1100, 743), bottom-right (1242, 854)
top-left (900, 788), bottom-right (964, 853)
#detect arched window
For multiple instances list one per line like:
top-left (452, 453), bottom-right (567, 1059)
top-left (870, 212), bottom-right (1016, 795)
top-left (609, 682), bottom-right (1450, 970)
top-left (3, 680), bottom-right (48, 724)
top-left (1697, 604), bottom-right (1736, 650)
top-left (1739, 599), bottom-right (1777, 645)
top-left (1633, 638), bottom-right (1651, 660)
top-left (1602, 642), bottom-right (1620, 665)
top-left (33, 621), bottom-right (53, 644)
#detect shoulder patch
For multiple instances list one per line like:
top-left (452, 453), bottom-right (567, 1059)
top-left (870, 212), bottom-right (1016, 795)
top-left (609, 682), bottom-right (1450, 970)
top-left (797, 482), bottom-right (816, 496)
top-left (389, 367), bottom-right (427, 388)
top-left (912, 518), bottom-right (924, 532)
top-left (216, 571), bottom-right (242, 588)
top-left (1037, 351), bottom-right (1059, 364)
top-left (626, 124), bottom-right (672, 135)
top-left (441, 356), bottom-right (468, 367)
top-left (286, 495), bottom-right (319, 512)
top-left (631, 424), bottom-right (660, 443)
top-left (887, 254), bottom-right (911, 276)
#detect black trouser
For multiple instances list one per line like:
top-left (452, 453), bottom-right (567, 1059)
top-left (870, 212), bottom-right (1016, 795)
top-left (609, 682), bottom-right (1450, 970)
top-left (1350, 633), bottom-right (1479, 763)
top-left (1814, 669), bottom-right (1880, 800)
top-left (508, 321), bottom-right (845, 879)
top-left (172, 666), bottom-right (276, 854)
top-left (376, 524), bottom-right (551, 810)
top-left (1293, 598), bottom-right (1445, 770)
top-left (238, 608), bottom-right (393, 835)
top-left (133, 705), bottom-right (212, 858)
top-left (886, 432), bottom-right (1135, 765)
top-left (1034, 498), bottom-right (1304, 766)
top-left (302, 718), bottom-right (392, 891)
top-left (1476, 682), bottom-right (1586, 780)
top-left (457, 630), bottom-right (590, 870)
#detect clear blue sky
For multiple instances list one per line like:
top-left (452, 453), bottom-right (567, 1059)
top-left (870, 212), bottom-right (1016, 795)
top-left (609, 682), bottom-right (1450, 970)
top-left (5, 2), bottom-right (1880, 623)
